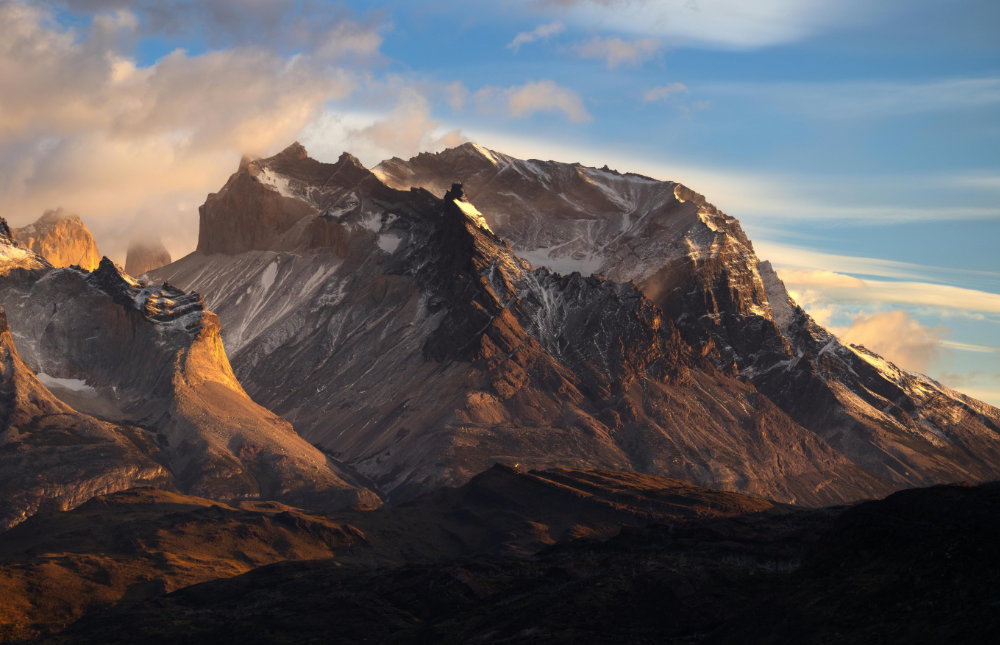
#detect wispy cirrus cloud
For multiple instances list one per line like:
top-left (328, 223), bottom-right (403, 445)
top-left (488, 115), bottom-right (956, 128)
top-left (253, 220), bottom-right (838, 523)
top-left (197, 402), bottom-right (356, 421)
top-left (523, 0), bottom-right (877, 50)
top-left (643, 83), bottom-right (689, 102)
top-left (507, 21), bottom-right (564, 53)
top-left (572, 36), bottom-right (661, 69)
top-left (701, 77), bottom-right (1000, 120)
top-left (755, 242), bottom-right (1000, 289)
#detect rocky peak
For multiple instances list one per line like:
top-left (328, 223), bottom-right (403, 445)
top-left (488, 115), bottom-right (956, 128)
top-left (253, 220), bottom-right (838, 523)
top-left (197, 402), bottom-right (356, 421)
top-left (88, 257), bottom-right (142, 308)
top-left (274, 141), bottom-right (309, 161)
top-left (12, 208), bottom-right (101, 271)
top-left (0, 218), bottom-right (13, 244)
top-left (125, 237), bottom-right (172, 276)
top-left (444, 182), bottom-right (466, 202)
top-left (198, 145), bottom-right (380, 255)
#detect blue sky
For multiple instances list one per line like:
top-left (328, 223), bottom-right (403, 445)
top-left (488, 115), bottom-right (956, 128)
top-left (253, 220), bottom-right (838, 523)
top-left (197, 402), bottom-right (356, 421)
top-left (1, 0), bottom-right (998, 403)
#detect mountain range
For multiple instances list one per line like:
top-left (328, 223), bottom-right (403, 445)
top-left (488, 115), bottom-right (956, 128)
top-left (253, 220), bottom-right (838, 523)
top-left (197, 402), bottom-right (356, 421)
top-left (144, 141), bottom-right (1000, 507)
top-left (1, 141), bottom-right (998, 642)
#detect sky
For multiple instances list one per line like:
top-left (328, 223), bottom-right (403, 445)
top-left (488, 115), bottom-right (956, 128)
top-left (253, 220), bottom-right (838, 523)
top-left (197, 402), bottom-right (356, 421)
top-left (0, 0), bottom-right (998, 404)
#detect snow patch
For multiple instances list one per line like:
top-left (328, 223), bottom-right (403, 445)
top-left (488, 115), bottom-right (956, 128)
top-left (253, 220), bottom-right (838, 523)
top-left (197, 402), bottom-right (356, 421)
top-left (260, 261), bottom-right (278, 292)
top-left (256, 166), bottom-right (296, 199)
top-left (759, 260), bottom-right (795, 331)
top-left (36, 373), bottom-right (98, 397)
top-left (471, 143), bottom-right (500, 166)
top-left (518, 246), bottom-right (605, 277)
top-left (377, 234), bottom-right (401, 254)
top-left (453, 199), bottom-right (492, 232)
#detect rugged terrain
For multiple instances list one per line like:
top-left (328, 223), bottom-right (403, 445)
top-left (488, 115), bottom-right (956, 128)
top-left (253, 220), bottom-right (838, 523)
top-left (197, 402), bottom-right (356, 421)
top-left (377, 143), bottom-right (1000, 491)
top-left (0, 224), bottom-right (377, 529)
top-left (152, 142), bottom-right (1000, 506)
top-left (154, 143), bottom-right (891, 506)
top-left (0, 465), bottom-right (782, 641)
top-left (12, 208), bottom-right (101, 271)
top-left (37, 477), bottom-right (1000, 644)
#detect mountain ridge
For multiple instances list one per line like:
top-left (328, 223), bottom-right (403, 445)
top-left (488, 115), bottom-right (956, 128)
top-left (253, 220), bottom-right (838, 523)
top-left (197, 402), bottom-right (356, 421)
top-left (151, 141), bottom-right (988, 506)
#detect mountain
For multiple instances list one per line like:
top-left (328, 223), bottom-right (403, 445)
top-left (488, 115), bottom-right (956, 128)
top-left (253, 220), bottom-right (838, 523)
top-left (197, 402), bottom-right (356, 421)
top-left (0, 301), bottom-right (172, 531)
top-left (125, 237), bottom-right (172, 276)
top-left (12, 208), bottom-right (101, 271)
top-left (0, 226), bottom-right (379, 527)
top-left (152, 142), bottom-right (946, 506)
top-left (375, 143), bottom-right (1000, 490)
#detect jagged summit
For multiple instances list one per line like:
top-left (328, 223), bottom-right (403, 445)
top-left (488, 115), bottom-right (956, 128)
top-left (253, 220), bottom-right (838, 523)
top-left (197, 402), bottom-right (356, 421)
top-left (274, 140), bottom-right (309, 160)
top-left (155, 142), bottom-right (889, 506)
top-left (12, 208), bottom-right (101, 271)
top-left (0, 217), bottom-right (13, 243)
top-left (196, 143), bottom-right (379, 255)
top-left (148, 140), bottom-right (1000, 507)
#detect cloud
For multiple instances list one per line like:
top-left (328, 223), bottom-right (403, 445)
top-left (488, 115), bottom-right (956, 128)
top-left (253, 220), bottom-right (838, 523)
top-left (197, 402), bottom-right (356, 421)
top-left (572, 36), bottom-right (661, 69)
top-left (0, 0), bottom-right (376, 261)
top-left (787, 275), bottom-right (1000, 317)
top-left (643, 83), bottom-right (689, 102)
top-left (507, 21), bottom-right (565, 53)
top-left (755, 242), bottom-right (1000, 288)
top-left (474, 80), bottom-right (591, 122)
top-left (445, 81), bottom-right (469, 111)
top-left (841, 310), bottom-right (946, 374)
top-left (50, 0), bottom-right (386, 62)
top-left (523, 0), bottom-right (873, 50)
top-left (343, 89), bottom-right (465, 163)
top-left (701, 76), bottom-right (1000, 120)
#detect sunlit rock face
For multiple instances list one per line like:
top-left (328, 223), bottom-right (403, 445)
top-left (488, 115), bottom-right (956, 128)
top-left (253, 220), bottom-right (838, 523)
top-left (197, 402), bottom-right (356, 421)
top-left (0, 232), bottom-right (380, 527)
top-left (151, 141), bottom-right (996, 508)
top-left (13, 208), bottom-right (102, 271)
top-left (125, 238), bottom-right (172, 276)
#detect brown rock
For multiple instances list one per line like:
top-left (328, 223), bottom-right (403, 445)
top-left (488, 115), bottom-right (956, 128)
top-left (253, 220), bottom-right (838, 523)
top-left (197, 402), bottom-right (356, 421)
top-left (12, 208), bottom-right (101, 270)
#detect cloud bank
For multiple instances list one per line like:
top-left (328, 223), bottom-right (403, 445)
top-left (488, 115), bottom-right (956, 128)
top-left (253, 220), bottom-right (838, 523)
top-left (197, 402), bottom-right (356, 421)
top-left (0, 0), bottom-right (380, 260)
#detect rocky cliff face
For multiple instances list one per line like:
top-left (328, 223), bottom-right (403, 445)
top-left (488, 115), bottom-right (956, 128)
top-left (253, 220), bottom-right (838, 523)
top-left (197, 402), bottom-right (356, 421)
top-left (0, 300), bottom-right (172, 530)
top-left (12, 208), bottom-right (101, 271)
top-left (0, 231), bottom-right (379, 525)
top-left (375, 143), bottom-right (1000, 494)
top-left (155, 143), bottom-right (909, 506)
top-left (125, 238), bottom-right (172, 276)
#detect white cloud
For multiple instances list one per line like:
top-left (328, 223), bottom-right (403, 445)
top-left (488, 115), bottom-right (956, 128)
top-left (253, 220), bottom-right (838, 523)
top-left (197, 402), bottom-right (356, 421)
top-left (342, 90), bottom-right (465, 164)
top-left (755, 242), bottom-right (1000, 288)
top-left (507, 21), bottom-right (565, 53)
top-left (524, 0), bottom-right (874, 50)
top-left (644, 83), bottom-right (689, 102)
top-left (474, 80), bottom-right (591, 122)
top-left (572, 36), bottom-right (661, 69)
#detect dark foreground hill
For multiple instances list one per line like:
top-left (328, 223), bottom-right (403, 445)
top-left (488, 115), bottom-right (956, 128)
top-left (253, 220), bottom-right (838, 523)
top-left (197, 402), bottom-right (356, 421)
top-left (50, 478), bottom-right (1000, 645)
